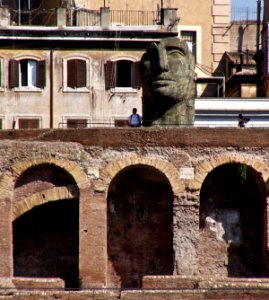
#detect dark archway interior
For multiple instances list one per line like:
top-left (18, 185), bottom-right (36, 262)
top-left (107, 165), bottom-right (173, 288)
top-left (199, 163), bottom-right (265, 277)
top-left (13, 199), bottom-right (79, 289)
top-left (15, 164), bottom-right (77, 189)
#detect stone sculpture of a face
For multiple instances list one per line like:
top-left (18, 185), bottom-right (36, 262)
top-left (139, 37), bottom-right (196, 126)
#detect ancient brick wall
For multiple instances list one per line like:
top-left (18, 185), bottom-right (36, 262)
top-left (0, 128), bottom-right (269, 297)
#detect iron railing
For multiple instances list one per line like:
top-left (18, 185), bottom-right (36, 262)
top-left (8, 7), bottom-right (158, 27)
top-left (231, 6), bottom-right (260, 22)
top-left (74, 8), bottom-right (100, 26)
top-left (110, 10), bottom-right (158, 26)
top-left (10, 7), bottom-right (58, 26)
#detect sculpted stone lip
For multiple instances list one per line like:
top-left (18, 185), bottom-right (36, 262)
top-left (153, 78), bottom-right (176, 87)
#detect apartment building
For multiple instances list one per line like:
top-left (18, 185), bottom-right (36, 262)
top-left (0, 0), bottom-right (231, 129)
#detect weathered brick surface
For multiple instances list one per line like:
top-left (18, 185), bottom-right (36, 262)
top-left (0, 129), bottom-right (269, 298)
top-left (0, 127), bottom-right (269, 147)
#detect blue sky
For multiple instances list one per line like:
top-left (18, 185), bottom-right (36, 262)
top-left (232, 0), bottom-right (257, 8)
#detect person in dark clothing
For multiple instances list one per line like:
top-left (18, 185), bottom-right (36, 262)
top-left (128, 108), bottom-right (142, 127)
top-left (238, 114), bottom-right (250, 128)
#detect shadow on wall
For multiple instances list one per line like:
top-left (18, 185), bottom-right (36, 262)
top-left (13, 199), bottom-right (79, 289)
top-left (107, 165), bottom-right (174, 288)
top-left (199, 163), bottom-right (266, 277)
top-left (13, 163), bottom-right (80, 290)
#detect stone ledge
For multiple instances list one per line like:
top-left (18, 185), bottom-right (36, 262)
top-left (12, 277), bottom-right (65, 289)
top-left (143, 275), bottom-right (269, 289)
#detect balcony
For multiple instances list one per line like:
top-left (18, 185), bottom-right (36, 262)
top-left (74, 8), bottom-right (158, 27)
top-left (3, 6), bottom-right (161, 27)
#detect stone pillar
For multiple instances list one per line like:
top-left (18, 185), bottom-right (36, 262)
top-left (0, 7), bottom-right (10, 27)
top-left (100, 7), bottom-right (110, 28)
top-left (0, 176), bottom-right (13, 277)
top-left (79, 186), bottom-right (107, 288)
top-left (212, 0), bottom-right (231, 72)
top-left (173, 192), bottom-right (199, 275)
top-left (57, 7), bottom-right (67, 27)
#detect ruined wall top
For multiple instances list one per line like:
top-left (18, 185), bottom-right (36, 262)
top-left (0, 127), bottom-right (269, 148)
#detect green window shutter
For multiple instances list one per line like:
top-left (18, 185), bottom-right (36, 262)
top-left (9, 60), bottom-right (19, 88)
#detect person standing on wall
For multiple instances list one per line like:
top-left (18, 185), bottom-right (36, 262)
top-left (128, 108), bottom-right (142, 127)
top-left (238, 114), bottom-right (250, 128)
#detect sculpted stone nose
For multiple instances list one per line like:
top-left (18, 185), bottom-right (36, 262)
top-left (157, 45), bottom-right (169, 71)
top-left (149, 42), bottom-right (169, 72)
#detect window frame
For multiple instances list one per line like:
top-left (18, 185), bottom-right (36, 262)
top-left (178, 25), bottom-right (202, 65)
top-left (62, 57), bottom-right (90, 93)
top-left (180, 31), bottom-right (197, 62)
top-left (9, 58), bottom-right (46, 91)
top-left (0, 115), bottom-right (6, 129)
top-left (0, 58), bottom-right (4, 91)
top-left (13, 116), bottom-right (43, 129)
top-left (66, 118), bottom-right (88, 128)
top-left (61, 115), bottom-right (91, 128)
top-left (104, 58), bottom-right (141, 92)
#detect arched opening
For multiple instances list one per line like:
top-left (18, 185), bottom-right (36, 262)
top-left (107, 165), bottom-right (173, 288)
top-left (199, 163), bottom-right (266, 277)
top-left (13, 164), bottom-right (80, 289)
top-left (14, 163), bottom-right (77, 196)
top-left (13, 200), bottom-right (79, 289)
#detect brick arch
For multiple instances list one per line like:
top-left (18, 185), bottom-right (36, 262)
top-left (192, 153), bottom-right (269, 191)
top-left (13, 186), bottom-right (79, 221)
top-left (11, 157), bottom-right (88, 189)
top-left (9, 158), bottom-right (88, 219)
top-left (102, 155), bottom-right (184, 196)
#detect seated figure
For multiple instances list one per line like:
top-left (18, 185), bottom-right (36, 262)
top-left (139, 37), bottom-right (196, 127)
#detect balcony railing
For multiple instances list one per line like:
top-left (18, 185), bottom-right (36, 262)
top-left (10, 7), bottom-right (58, 26)
top-left (74, 8), bottom-right (101, 26)
top-left (75, 9), bottom-right (158, 26)
top-left (109, 10), bottom-right (158, 26)
top-left (231, 6), bottom-right (261, 22)
top-left (6, 6), bottom-right (159, 27)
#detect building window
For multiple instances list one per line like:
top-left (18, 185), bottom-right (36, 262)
top-left (105, 60), bottom-right (141, 89)
top-left (9, 59), bottom-right (46, 89)
top-left (20, 59), bottom-right (36, 87)
top-left (63, 58), bottom-right (89, 92)
top-left (18, 118), bottom-right (40, 129)
top-left (67, 59), bottom-right (87, 88)
top-left (0, 59), bottom-right (4, 88)
top-left (114, 119), bottom-right (129, 127)
top-left (181, 31), bottom-right (197, 61)
top-left (66, 119), bottom-right (87, 128)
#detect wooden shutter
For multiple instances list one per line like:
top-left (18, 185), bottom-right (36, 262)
top-left (132, 61), bottom-right (141, 89)
top-left (67, 119), bottom-right (87, 128)
top-left (104, 61), bottom-right (116, 90)
top-left (76, 60), bottom-right (86, 88)
top-left (67, 59), bottom-right (76, 88)
top-left (67, 59), bottom-right (86, 88)
top-left (19, 119), bottom-right (39, 129)
top-left (0, 60), bottom-right (2, 88)
top-left (9, 60), bottom-right (19, 88)
top-left (37, 60), bottom-right (46, 88)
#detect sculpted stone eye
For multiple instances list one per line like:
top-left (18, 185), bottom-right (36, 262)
top-left (167, 50), bottom-right (185, 58)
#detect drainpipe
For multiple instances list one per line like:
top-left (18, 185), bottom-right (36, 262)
top-left (50, 49), bottom-right (53, 128)
top-left (256, 0), bottom-right (262, 97)
top-left (18, 0), bottom-right (20, 25)
top-left (256, 0), bottom-right (261, 52)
